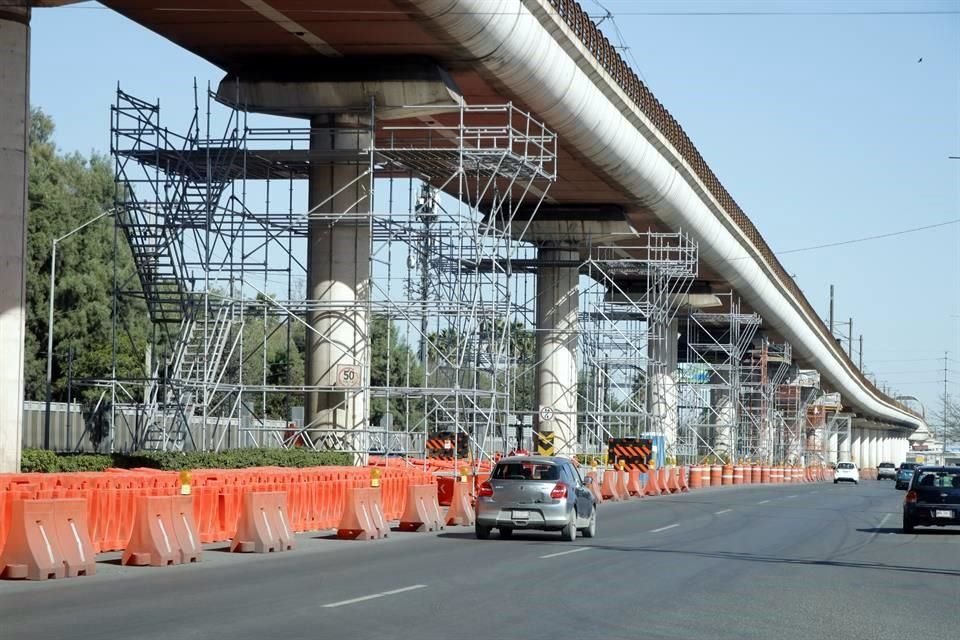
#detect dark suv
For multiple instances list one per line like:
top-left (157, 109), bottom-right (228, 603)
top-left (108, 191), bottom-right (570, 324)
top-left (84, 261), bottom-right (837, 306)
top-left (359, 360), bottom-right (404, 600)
top-left (895, 462), bottom-right (920, 490)
top-left (903, 466), bottom-right (960, 532)
top-left (877, 462), bottom-right (896, 480)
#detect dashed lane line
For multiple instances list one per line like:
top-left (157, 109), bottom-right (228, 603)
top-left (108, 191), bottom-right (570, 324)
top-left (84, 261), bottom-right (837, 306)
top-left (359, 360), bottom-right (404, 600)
top-left (540, 547), bottom-right (591, 559)
top-left (322, 584), bottom-right (427, 608)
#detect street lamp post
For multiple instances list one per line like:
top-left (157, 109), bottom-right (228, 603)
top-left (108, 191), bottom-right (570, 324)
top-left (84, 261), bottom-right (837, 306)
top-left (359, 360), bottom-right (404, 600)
top-left (44, 208), bottom-right (116, 449)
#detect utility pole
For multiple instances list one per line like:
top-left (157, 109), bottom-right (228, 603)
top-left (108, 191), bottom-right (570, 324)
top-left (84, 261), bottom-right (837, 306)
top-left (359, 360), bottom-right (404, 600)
top-left (944, 351), bottom-right (950, 462)
top-left (847, 317), bottom-right (853, 358)
top-left (829, 284), bottom-right (834, 334)
top-left (858, 335), bottom-right (863, 370)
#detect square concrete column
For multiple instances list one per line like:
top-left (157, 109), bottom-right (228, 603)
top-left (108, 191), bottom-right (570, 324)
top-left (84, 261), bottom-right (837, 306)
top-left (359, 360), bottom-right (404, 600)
top-left (534, 248), bottom-right (578, 456)
top-left (0, 6), bottom-right (29, 472)
top-left (850, 428), bottom-right (861, 466)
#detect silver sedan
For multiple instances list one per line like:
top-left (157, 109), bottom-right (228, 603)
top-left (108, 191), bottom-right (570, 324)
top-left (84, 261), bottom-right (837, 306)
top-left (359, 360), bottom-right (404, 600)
top-left (475, 456), bottom-right (597, 540)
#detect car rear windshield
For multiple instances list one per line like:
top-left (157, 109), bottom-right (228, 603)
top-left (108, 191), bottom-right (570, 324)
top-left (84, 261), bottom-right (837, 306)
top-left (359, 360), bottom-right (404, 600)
top-left (914, 471), bottom-right (960, 489)
top-left (879, 463), bottom-right (894, 468)
top-left (837, 463), bottom-right (855, 469)
top-left (900, 463), bottom-right (919, 469)
top-left (493, 462), bottom-right (560, 481)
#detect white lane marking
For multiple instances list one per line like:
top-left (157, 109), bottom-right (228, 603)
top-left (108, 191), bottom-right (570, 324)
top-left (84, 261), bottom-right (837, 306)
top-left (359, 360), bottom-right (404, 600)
top-left (714, 509), bottom-right (732, 515)
top-left (869, 513), bottom-right (892, 543)
top-left (756, 500), bottom-right (771, 505)
top-left (540, 547), bottom-right (591, 559)
top-left (786, 495), bottom-right (798, 499)
top-left (650, 523), bottom-right (679, 533)
top-left (322, 584), bottom-right (428, 609)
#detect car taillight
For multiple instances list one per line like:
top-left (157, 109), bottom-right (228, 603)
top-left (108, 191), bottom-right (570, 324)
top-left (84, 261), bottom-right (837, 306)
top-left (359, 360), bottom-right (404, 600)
top-left (478, 481), bottom-right (494, 498)
top-left (550, 483), bottom-right (568, 499)
top-left (905, 490), bottom-right (918, 504)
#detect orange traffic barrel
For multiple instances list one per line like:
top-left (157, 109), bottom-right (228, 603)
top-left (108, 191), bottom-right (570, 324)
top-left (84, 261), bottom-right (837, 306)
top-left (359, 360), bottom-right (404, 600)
top-left (733, 466), bottom-right (744, 485)
top-left (761, 466), bottom-right (771, 483)
top-left (709, 465), bottom-right (722, 486)
top-left (689, 465), bottom-right (702, 489)
top-left (721, 465), bottom-right (734, 486)
top-left (700, 466), bottom-right (711, 487)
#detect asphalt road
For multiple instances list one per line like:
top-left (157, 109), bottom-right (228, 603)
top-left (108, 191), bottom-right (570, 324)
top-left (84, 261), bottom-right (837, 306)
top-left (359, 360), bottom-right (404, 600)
top-left (2, 480), bottom-right (958, 640)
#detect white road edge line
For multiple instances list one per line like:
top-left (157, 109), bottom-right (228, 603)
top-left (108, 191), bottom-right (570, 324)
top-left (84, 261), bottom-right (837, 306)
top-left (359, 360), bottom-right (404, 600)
top-left (540, 547), bottom-right (591, 559)
top-left (757, 500), bottom-right (771, 505)
top-left (650, 523), bottom-right (679, 533)
top-left (786, 495), bottom-right (798, 499)
top-left (715, 509), bottom-right (733, 515)
top-left (322, 584), bottom-right (427, 608)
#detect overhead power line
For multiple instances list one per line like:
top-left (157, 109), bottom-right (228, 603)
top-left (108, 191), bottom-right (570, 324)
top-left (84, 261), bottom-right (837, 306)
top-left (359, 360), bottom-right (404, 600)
top-left (777, 218), bottom-right (960, 255)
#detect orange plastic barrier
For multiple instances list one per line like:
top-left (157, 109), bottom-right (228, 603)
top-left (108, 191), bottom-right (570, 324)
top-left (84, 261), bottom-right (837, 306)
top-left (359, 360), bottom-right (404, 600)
top-left (678, 467), bottom-right (691, 493)
top-left (642, 470), bottom-right (662, 497)
top-left (0, 498), bottom-right (96, 580)
top-left (666, 467), bottom-right (681, 494)
top-left (444, 481), bottom-right (475, 527)
top-left (626, 468), bottom-right (643, 496)
top-left (398, 484), bottom-right (444, 533)
top-left (601, 470), bottom-right (624, 501)
top-left (337, 487), bottom-right (388, 540)
top-left (750, 465), bottom-right (760, 483)
top-left (122, 495), bottom-right (201, 566)
top-left (585, 471), bottom-right (604, 504)
top-left (0, 465), bottom-right (440, 553)
top-left (616, 469), bottom-right (630, 499)
top-left (771, 467), bottom-right (783, 484)
top-left (231, 491), bottom-right (295, 553)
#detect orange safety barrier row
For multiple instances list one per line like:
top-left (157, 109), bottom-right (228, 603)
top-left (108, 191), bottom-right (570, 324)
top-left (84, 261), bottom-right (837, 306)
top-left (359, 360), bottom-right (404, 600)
top-left (1, 465), bottom-right (436, 555)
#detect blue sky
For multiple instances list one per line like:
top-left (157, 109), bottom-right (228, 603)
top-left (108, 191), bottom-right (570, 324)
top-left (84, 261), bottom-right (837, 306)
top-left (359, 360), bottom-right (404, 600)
top-left (27, 0), bottom-right (960, 417)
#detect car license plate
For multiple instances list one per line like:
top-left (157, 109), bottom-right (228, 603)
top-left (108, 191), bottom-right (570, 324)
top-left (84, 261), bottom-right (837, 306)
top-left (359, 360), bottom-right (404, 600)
top-left (512, 510), bottom-right (530, 520)
top-left (935, 510), bottom-right (954, 519)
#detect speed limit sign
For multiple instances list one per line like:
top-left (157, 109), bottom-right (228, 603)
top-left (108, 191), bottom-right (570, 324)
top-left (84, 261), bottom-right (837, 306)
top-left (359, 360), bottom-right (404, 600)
top-left (336, 364), bottom-right (361, 388)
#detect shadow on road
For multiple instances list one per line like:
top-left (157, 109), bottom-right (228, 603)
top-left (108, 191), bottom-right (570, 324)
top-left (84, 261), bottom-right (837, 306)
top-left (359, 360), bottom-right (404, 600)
top-left (858, 526), bottom-right (960, 537)
top-left (580, 543), bottom-right (960, 577)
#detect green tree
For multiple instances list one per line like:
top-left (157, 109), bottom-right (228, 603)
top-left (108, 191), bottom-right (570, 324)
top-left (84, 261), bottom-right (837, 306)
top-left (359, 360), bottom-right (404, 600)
top-left (23, 108), bottom-right (149, 402)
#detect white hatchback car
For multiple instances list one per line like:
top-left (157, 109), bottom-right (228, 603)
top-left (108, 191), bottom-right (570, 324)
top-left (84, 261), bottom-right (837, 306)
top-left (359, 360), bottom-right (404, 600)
top-left (834, 461), bottom-right (860, 484)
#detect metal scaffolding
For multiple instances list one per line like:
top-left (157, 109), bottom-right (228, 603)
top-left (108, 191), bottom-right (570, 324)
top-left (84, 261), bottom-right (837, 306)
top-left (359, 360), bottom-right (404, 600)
top-left (676, 297), bottom-right (761, 464)
top-left (578, 232), bottom-right (698, 457)
top-left (98, 86), bottom-right (556, 457)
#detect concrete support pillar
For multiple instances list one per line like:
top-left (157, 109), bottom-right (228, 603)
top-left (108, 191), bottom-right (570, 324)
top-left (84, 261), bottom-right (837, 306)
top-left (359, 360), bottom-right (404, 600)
top-left (829, 430), bottom-right (839, 465)
top-left (850, 428), bottom-right (861, 465)
top-left (535, 248), bottom-right (578, 456)
top-left (0, 5), bottom-right (29, 473)
top-left (648, 318), bottom-right (678, 459)
top-left (305, 115), bottom-right (370, 456)
top-left (710, 373), bottom-right (736, 461)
